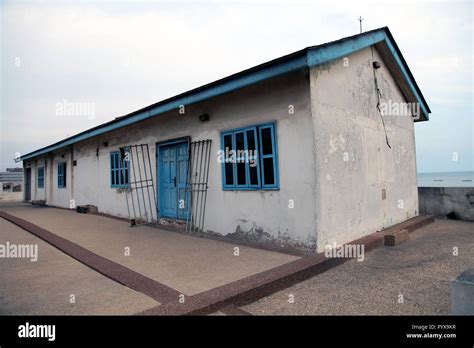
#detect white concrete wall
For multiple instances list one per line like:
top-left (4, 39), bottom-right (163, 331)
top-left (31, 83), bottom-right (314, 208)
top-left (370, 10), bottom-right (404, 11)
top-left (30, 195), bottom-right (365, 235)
top-left (28, 158), bottom-right (48, 201)
top-left (22, 46), bottom-right (421, 252)
top-left (49, 152), bottom-right (72, 208)
top-left (67, 71), bottom-right (317, 249)
top-left (24, 156), bottom-right (67, 203)
top-left (309, 46), bottom-right (419, 252)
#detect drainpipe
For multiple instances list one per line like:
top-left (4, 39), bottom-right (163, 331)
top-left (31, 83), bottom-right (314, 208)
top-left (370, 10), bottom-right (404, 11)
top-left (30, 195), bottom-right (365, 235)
top-left (49, 153), bottom-right (54, 204)
top-left (70, 144), bottom-right (75, 209)
top-left (34, 159), bottom-right (37, 200)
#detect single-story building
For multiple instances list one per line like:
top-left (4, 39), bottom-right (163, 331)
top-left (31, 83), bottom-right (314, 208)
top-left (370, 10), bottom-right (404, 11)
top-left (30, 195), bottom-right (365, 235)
top-left (0, 168), bottom-right (23, 193)
top-left (20, 27), bottom-right (430, 253)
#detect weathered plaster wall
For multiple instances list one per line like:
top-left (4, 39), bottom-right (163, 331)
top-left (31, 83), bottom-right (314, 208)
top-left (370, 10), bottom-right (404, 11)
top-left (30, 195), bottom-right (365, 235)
top-left (62, 71), bottom-right (317, 250)
top-left (309, 46), bottom-right (419, 252)
top-left (50, 152), bottom-right (72, 208)
top-left (26, 158), bottom-right (48, 201)
top-left (22, 45), bottom-right (421, 252)
top-left (24, 152), bottom-right (72, 206)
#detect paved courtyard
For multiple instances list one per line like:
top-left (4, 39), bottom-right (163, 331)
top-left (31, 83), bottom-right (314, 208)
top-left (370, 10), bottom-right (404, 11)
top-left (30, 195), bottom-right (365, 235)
top-left (242, 219), bottom-right (474, 315)
top-left (0, 218), bottom-right (158, 315)
top-left (0, 201), bottom-right (298, 314)
top-left (1, 198), bottom-right (472, 316)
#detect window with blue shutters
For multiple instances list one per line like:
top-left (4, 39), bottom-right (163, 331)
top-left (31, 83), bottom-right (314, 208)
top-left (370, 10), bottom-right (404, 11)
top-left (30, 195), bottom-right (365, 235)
top-left (221, 122), bottom-right (279, 190)
top-left (37, 167), bottom-right (45, 188)
top-left (57, 162), bottom-right (67, 188)
top-left (110, 151), bottom-right (130, 188)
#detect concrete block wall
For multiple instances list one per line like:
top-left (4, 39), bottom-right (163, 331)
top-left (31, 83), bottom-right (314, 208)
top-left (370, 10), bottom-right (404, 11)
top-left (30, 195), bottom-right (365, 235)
top-left (419, 187), bottom-right (474, 221)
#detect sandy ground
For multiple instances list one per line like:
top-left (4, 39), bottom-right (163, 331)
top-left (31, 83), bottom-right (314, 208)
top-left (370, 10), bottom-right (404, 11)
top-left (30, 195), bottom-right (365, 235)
top-left (0, 218), bottom-right (159, 315)
top-left (243, 219), bottom-right (474, 315)
top-left (0, 202), bottom-right (298, 296)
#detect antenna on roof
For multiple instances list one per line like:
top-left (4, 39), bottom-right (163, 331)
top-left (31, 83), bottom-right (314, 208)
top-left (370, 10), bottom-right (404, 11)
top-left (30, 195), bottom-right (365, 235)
top-left (358, 16), bottom-right (364, 33)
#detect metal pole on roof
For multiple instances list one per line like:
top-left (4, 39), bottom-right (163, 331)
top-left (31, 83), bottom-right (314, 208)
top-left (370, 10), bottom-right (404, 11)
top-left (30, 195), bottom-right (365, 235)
top-left (358, 16), bottom-right (364, 33)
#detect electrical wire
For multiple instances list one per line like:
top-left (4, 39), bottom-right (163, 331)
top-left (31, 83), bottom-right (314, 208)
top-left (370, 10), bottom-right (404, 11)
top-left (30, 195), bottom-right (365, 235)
top-left (371, 47), bottom-right (391, 149)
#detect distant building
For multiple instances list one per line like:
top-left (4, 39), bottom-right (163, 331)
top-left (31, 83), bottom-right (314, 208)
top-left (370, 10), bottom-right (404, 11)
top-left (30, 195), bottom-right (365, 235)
top-left (0, 168), bottom-right (23, 193)
top-left (20, 27), bottom-right (430, 252)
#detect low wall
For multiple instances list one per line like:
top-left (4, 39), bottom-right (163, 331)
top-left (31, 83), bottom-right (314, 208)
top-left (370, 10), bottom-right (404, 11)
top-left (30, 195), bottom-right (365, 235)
top-left (418, 187), bottom-right (474, 221)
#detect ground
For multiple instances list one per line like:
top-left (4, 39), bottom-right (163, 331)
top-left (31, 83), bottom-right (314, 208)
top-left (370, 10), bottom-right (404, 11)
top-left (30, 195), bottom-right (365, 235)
top-left (0, 198), bottom-right (297, 314)
top-left (0, 218), bottom-right (157, 315)
top-left (0, 195), bottom-right (472, 315)
top-left (0, 192), bottom-right (22, 202)
top-left (242, 219), bottom-right (473, 315)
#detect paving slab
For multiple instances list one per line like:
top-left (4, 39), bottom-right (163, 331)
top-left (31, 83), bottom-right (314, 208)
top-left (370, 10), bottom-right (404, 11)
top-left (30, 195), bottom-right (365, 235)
top-left (0, 219), bottom-right (159, 315)
top-left (242, 219), bottom-right (474, 315)
top-left (0, 202), bottom-right (299, 297)
top-left (0, 210), bottom-right (181, 304)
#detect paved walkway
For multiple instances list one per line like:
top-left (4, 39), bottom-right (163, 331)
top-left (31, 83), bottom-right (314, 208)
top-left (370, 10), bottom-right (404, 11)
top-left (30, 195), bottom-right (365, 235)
top-left (0, 218), bottom-right (158, 315)
top-left (3, 200), bottom-right (469, 316)
top-left (1, 210), bottom-right (181, 303)
top-left (0, 202), bottom-right (298, 313)
top-left (242, 219), bottom-right (474, 315)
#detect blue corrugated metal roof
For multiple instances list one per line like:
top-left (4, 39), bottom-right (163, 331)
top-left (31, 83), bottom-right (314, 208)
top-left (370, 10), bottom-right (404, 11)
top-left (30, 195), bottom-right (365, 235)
top-left (20, 26), bottom-right (430, 161)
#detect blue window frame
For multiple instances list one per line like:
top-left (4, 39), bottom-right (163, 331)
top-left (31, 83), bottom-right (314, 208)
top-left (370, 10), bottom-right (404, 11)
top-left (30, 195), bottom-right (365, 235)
top-left (57, 162), bottom-right (66, 188)
top-left (221, 122), bottom-right (279, 190)
top-left (110, 150), bottom-right (130, 188)
top-left (37, 167), bottom-right (45, 188)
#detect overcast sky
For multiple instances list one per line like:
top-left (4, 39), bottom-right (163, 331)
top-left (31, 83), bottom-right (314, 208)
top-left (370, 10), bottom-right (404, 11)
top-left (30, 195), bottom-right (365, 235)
top-left (0, 0), bottom-right (472, 173)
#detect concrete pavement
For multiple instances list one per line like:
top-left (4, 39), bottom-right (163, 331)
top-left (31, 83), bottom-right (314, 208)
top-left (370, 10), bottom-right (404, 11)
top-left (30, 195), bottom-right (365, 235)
top-left (2, 200), bottom-right (469, 316)
top-left (0, 202), bottom-right (298, 298)
top-left (0, 218), bottom-right (158, 315)
top-left (242, 219), bottom-right (474, 315)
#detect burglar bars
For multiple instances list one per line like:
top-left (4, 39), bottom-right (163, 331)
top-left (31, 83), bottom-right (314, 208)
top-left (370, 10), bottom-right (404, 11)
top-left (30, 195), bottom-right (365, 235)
top-left (120, 144), bottom-right (157, 227)
top-left (185, 139), bottom-right (212, 235)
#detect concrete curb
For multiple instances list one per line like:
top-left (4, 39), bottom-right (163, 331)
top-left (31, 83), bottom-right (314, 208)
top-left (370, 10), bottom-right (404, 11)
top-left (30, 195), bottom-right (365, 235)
top-left (0, 210), bottom-right (181, 304)
top-left (219, 305), bottom-right (253, 316)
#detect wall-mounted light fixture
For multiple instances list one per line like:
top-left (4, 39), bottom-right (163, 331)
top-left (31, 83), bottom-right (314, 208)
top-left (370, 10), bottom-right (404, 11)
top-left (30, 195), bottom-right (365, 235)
top-left (199, 113), bottom-right (210, 122)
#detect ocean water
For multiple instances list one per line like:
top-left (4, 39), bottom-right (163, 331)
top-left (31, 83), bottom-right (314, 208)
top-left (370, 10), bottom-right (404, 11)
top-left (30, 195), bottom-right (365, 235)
top-left (417, 171), bottom-right (474, 188)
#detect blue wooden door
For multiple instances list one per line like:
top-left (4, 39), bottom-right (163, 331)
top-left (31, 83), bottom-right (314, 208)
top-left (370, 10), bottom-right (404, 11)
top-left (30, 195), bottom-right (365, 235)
top-left (176, 143), bottom-right (190, 220)
top-left (159, 141), bottom-right (189, 220)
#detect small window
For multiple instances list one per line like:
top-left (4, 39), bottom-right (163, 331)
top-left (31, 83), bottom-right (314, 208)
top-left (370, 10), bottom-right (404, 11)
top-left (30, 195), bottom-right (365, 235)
top-left (57, 162), bottom-right (67, 188)
top-left (37, 167), bottom-right (45, 188)
top-left (110, 151), bottom-right (130, 188)
top-left (221, 122), bottom-right (279, 190)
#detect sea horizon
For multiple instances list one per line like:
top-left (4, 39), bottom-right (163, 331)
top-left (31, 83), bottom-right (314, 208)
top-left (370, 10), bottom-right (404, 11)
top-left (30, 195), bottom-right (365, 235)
top-left (417, 171), bottom-right (474, 188)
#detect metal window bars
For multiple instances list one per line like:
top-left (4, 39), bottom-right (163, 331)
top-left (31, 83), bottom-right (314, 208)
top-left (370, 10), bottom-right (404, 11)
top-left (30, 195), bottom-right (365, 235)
top-left (185, 139), bottom-right (212, 235)
top-left (119, 144), bottom-right (158, 227)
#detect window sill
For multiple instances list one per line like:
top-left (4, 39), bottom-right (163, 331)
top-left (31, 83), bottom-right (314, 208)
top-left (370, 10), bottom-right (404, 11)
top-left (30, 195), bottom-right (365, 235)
top-left (222, 187), bottom-right (280, 191)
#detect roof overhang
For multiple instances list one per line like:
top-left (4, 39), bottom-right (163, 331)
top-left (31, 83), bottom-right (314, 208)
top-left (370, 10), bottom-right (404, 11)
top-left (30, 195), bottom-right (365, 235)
top-left (20, 26), bottom-right (430, 162)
